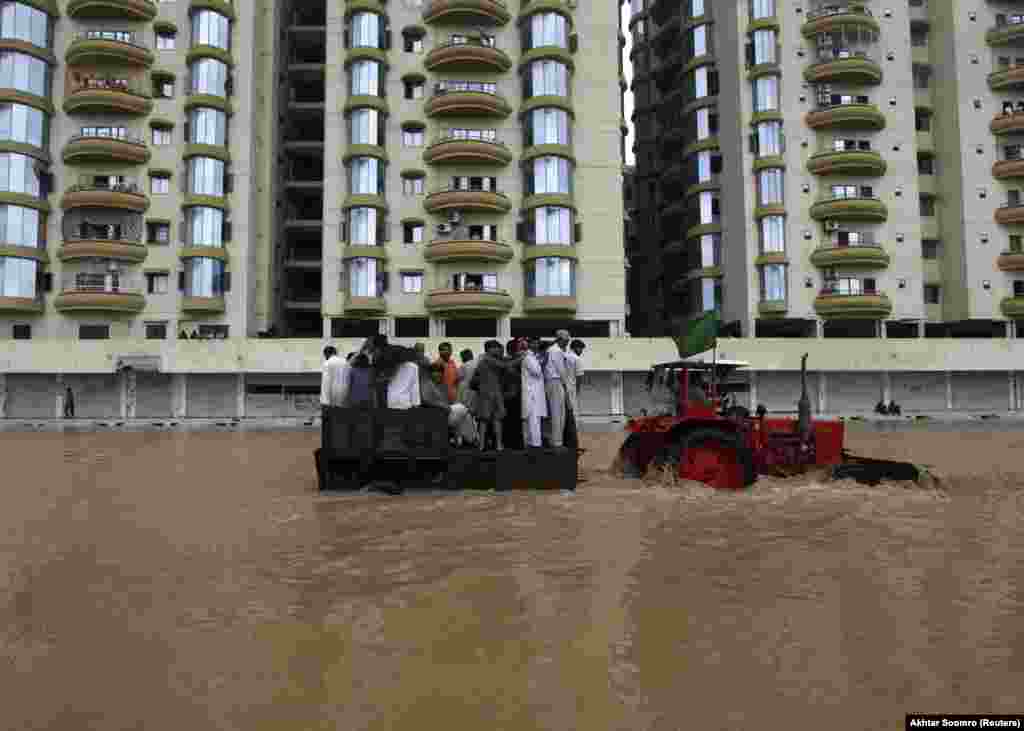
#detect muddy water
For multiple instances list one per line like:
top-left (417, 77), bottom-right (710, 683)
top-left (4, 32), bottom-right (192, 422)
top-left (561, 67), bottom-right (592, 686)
top-left (1, 428), bottom-right (1022, 730)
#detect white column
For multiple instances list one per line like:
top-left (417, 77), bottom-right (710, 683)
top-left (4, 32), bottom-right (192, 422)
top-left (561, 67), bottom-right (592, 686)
top-left (945, 371), bottom-right (953, 410)
top-left (918, 321), bottom-right (925, 338)
top-left (878, 320), bottom-right (887, 338)
top-left (55, 373), bottom-right (64, 418)
top-left (237, 373), bottom-right (246, 418)
top-left (817, 372), bottom-right (827, 414)
top-left (749, 371), bottom-right (758, 410)
top-left (172, 374), bottom-right (187, 418)
top-left (881, 371), bottom-right (891, 404)
top-left (430, 318), bottom-right (444, 337)
top-left (121, 368), bottom-right (136, 419)
top-left (499, 316), bottom-right (511, 339)
top-left (1010, 372), bottom-right (1017, 412)
top-left (322, 317), bottom-right (331, 339)
top-left (815, 320), bottom-right (824, 338)
top-left (0, 373), bottom-right (6, 418)
top-left (378, 318), bottom-right (389, 336)
top-left (610, 371), bottom-right (624, 417)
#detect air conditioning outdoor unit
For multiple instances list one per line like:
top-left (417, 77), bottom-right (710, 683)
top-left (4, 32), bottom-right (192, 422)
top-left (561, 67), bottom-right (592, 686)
top-left (448, 210), bottom-right (462, 223)
top-left (437, 223), bottom-right (453, 234)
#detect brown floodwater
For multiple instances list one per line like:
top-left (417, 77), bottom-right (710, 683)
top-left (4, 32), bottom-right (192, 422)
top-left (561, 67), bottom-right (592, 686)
top-left (1, 427), bottom-right (1022, 730)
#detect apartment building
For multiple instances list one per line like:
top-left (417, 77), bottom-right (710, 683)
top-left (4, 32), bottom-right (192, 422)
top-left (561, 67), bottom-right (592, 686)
top-left (626, 0), bottom-right (1024, 340)
top-left (0, 0), bottom-right (625, 342)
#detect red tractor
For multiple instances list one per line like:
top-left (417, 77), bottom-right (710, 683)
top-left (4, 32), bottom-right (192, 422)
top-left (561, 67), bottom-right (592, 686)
top-left (617, 353), bottom-right (922, 489)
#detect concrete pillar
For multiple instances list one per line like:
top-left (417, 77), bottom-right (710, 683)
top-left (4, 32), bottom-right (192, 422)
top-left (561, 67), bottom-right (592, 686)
top-left (55, 373), bottom-right (64, 418)
top-left (878, 320), bottom-right (887, 338)
top-left (814, 320), bottom-right (824, 338)
top-left (172, 373), bottom-right (187, 418)
top-left (430, 318), bottom-right (444, 337)
top-left (817, 371), bottom-right (827, 414)
top-left (0, 373), bottom-right (6, 418)
top-left (322, 317), bottom-right (331, 339)
top-left (237, 373), bottom-right (246, 418)
top-left (918, 321), bottom-right (925, 338)
top-left (881, 371), bottom-right (892, 404)
top-left (121, 368), bottom-right (137, 419)
top-left (749, 371), bottom-right (758, 410)
top-left (1007, 321), bottom-right (1015, 340)
top-left (1010, 371), bottom-right (1017, 411)
top-left (945, 371), bottom-right (953, 410)
top-left (610, 371), bottom-right (624, 417)
top-left (378, 318), bottom-right (389, 336)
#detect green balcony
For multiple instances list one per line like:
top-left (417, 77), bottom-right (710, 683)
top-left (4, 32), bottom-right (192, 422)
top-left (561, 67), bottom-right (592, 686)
top-left (809, 197), bottom-right (887, 222)
top-left (806, 149), bottom-right (886, 176)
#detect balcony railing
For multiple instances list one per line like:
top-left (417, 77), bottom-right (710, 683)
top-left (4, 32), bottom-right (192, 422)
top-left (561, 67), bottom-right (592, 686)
top-left (436, 132), bottom-right (504, 145)
top-left (822, 234), bottom-right (879, 247)
top-left (998, 102), bottom-right (1024, 116)
top-left (806, 4), bottom-right (874, 21)
top-left (994, 14), bottom-right (1024, 28)
top-left (814, 48), bottom-right (875, 63)
top-left (67, 178), bottom-right (143, 195)
top-left (62, 273), bottom-right (143, 293)
top-left (68, 130), bottom-right (146, 145)
top-left (69, 77), bottom-right (151, 98)
top-left (434, 81), bottom-right (499, 96)
top-left (819, 283), bottom-right (877, 296)
top-left (435, 184), bottom-right (504, 195)
top-left (75, 30), bottom-right (147, 47)
top-left (815, 94), bottom-right (871, 110)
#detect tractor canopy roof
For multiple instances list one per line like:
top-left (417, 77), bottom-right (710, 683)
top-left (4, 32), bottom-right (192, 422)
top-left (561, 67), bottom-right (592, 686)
top-left (650, 358), bottom-right (750, 371)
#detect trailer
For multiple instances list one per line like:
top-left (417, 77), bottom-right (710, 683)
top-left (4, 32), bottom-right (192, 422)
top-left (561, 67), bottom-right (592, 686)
top-left (315, 405), bottom-right (580, 492)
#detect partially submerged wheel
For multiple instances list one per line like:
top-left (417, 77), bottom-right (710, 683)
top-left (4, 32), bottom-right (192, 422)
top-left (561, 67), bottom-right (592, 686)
top-left (617, 433), bottom-right (648, 478)
top-left (675, 428), bottom-right (756, 490)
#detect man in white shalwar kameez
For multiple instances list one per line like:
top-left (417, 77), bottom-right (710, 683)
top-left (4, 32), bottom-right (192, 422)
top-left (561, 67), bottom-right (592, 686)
top-left (521, 337), bottom-right (548, 447)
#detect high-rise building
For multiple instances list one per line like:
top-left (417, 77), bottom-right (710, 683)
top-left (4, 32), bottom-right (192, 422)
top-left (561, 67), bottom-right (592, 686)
top-left (626, 0), bottom-right (1024, 340)
top-left (0, 0), bottom-right (626, 342)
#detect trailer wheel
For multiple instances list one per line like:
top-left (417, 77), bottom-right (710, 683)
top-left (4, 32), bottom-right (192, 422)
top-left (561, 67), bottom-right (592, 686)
top-left (676, 428), bottom-right (756, 490)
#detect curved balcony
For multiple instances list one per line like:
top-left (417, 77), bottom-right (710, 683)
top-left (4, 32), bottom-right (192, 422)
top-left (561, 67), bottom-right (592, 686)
top-left (424, 188), bottom-right (511, 214)
top-left (813, 292), bottom-right (892, 320)
top-left (425, 288), bottom-right (514, 314)
top-left (801, 5), bottom-right (879, 38)
top-left (991, 112), bottom-right (1024, 135)
top-left (63, 81), bottom-right (153, 116)
top-left (805, 102), bottom-right (886, 130)
top-left (989, 65), bottom-right (1024, 91)
top-left (66, 32), bottom-right (154, 67)
top-left (54, 288), bottom-right (146, 314)
top-left (807, 150), bottom-right (887, 176)
top-left (522, 295), bottom-right (577, 313)
top-left (423, 0), bottom-right (511, 26)
top-left (62, 133), bottom-right (150, 165)
top-left (758, 300), bottom-right (788, 317)
top-left (809, 197), bottom-right (887, 222)
top-left (997, 251), bottom-right (1024, 272)
top-left (344, 296), bottom-right (387, 314)
top-left (61, 182), bottom-right (149, 213)
top-left (424, 40), bottom-right (511, 72)
top-left (1000, 296), bottom-right (1024, 318)
top-left (804, 54), bottom-right (882, 85)
top-left (0, 294), bottom-right (43, 313)
top-left (995, 203), bottom-right (1024, 225)
top-left (986, 18), bottom-right (1024, 46)
top-left (423, 137), bottom-right (511, 165)
top-left (424, 239), bottom-right (514, 263)
top-left (59, 239), bottom-right (147, 264)
top-left (993, 159), bottom-right (1024, 180)
top-left (67, 0), bottom-right (157, 20)
top-left (425, 90), bottom-right (512, 118)
top-left (181, 295), bottom-right (225, 313)
top-left (810, 243), bottom-right (890, 269)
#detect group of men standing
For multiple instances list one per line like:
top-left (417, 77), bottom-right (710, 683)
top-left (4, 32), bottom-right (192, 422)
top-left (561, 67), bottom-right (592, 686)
top-left (319, 330), bottom-right (586, 451)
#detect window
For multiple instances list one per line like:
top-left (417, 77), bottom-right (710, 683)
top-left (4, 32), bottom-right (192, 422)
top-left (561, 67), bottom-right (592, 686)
top-left (918, 156), bottom-right (934, 174)
top-left (0, 2), bottom-right (49, 49)
top-left (526, 60), bottom-right (569, 97)
top-left (527, 257), bottom-right (573, 296)
top-left (0, 102), bottom-right (44, 147)
top-left (349, 156), bottom-right (382, 194)
top-left (467, 224), bottom-right (497, 240)
top-left (191, 9), bottom-right (230, 50)
top-left (692, 24), bottom-right (707, 56)
top-left (698, 191), bottom-right (720, 224)
top-left (145, 272), bottom-right (169, 294)
top-left (189, 57), bottom-right (228, 96)
top-left (922, 239), bottom-right (940, 258)
top-left (145, 321), bottom-right (168, 339)
top-left (527, 107), bottom-right (569, 146)
top-left (0, 51), bottom-right (48, 96)
top-left (12, 323), bottom-right (30, 339)
top-left (156, 31), bottom-right (175, 50)
top-left (79, 324), bottom-right (110, 340)
top-left (403, 222), bottom-right (423, 244)
top-left (184, 257), bottom-right (226, 297)
top-left (188, 156), bottom-right (225, 196)
top-left (529, 156), bottom-right (572, 195)
top-left (753, 75), bottom-right (778, 111)
top-left (700, 234), bottom-right (720, 267)
top-left (452, 175), bottom-right (496, 192)
top-left (155, 79), bottom-right (174, 98)
top-left (152, 127), bottom-right (172, 145)
top-left (1011, 235), bottom-right (1023, 253)
top-left (448, 127), bottom-right (497, 142)
top-left (147, 221), bottom-right (170, 243)
top-left (757, 168), bottom-right (784, 205)
top-left (924, 284), bottom-right (941, 304)
top-left (915, 110), bottom-right (932, 131)
top-left (350, 60), bottom-right (381, 96)
top-left (534, 206), bottom-right (572, 244)
top-left (696, 150), bottom-right (721, 182)
top-left (401, 271), bottom-right (423, 293)
top-left (198, 324), bottom-right (229, 339)
top-left (188, 206), bottom-right (224, 247)
top-left (347, 257), bottom-right (381, 297)
top-left (453, 272), bottom-right (499, 292)
top-left (403, 33), bottom-right (423, 53)
top-left (188, 107), bottom-right (226, 145)
top-left (751, 0), bottom-right (773, 19)
top-left (1015, 280), bottom-right (1024, 297)
top-left (437, 79), bottom-right (496, 95)
top-left (402, 176), bottom-right (424, 195)
top-left (0, 254), bottom-right (35, 297)
top-left (754, 120), bottom-right (782, 156)
top-left (752, 29), bottom-right (776, 65)
top-left (348, 207), bottom-right (379, 245)
top-left (761, 263), bottom-right (786, 301)
top-left (349, 108), bottom-right (380, 145)
top-left (0, 203), bottom-right (37, 247)
top-left (760, 216), bottom-right (785, 253)
top-left (350, 12), bottom-right (382, 48)
top-left (150, 174), bottom-right (170, 194)
top-left (528, 12), bottom-right (568, 49)
top-left (920, 195), bottom-right (935, 216)
top-left (404, 79), bottom-right (424, 99)
top-left (402, 128), bottom-right (424, 146)
top-left (911, 29), bottom-right (928, 47)
top-left (830, 184), bottom-right (872, 199)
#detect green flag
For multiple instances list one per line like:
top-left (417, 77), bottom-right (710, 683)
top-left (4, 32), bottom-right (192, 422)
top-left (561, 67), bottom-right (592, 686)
top-left (672, 310), bottom-right (720, 360)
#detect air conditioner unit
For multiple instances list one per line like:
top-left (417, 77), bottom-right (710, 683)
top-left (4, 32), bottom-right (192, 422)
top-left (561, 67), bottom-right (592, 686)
top-left (448, 211), bottom-right (462, 223)
top-left (825, 222), bottom-right (840, 231)
top-left (108, 261), bottom-right (120, 271)
top-left (437, 223), bottom-right (453, 234)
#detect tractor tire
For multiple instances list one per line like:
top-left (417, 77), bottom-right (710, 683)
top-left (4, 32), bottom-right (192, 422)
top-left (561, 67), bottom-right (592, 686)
top-left (675, 427), bottom-right (757, 490)
top-left (617, 433), bottom-right (648, 478)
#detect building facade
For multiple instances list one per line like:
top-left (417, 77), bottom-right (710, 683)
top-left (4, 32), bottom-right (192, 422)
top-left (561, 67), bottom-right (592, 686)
top-left (0, 0), bottom-right (626, 342)
top-left (626, 0), bottom-right (1024, 340)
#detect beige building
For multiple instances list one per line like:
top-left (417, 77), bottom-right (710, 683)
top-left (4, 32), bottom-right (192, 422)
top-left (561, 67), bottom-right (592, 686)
top-left (627, 0), bottom-right (1024, 340)
top-left (0, 0), bottom-right (626, 343)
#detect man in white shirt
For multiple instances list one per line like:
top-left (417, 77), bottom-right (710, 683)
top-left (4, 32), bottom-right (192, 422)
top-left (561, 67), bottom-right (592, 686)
top-left (542, 329), bottom-right (570, 448)
top-left (320, 346), bottom-right (348, 449)
top-left (386, 359), bottom-right (421, 409)
top-left (564, 338), bottom-right (586, 449)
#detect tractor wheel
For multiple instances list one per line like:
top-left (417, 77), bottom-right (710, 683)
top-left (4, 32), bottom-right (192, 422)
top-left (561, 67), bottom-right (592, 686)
top-left (617, 433), bottom-right (649, 478)
top-left (676, 428), bottom-right (756, 490)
